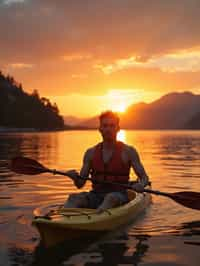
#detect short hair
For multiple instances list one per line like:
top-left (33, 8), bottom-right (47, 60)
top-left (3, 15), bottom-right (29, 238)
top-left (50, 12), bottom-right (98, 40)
top-left (99, 110), bottom-right (120, 125)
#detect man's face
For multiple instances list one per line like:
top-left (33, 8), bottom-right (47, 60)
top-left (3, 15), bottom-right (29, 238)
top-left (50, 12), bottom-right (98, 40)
top-left (99, 117), bottom-right (120, 141)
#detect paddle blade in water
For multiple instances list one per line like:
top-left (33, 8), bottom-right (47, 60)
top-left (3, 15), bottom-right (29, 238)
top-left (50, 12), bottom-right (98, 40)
top-left (170, 191), bottom-right (200, 211)
top-left (10, 157), bottom-right (47, 175)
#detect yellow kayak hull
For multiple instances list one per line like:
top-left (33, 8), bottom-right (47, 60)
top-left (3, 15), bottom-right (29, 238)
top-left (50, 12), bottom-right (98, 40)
top-left (32, 190), bottom-right (151, 247)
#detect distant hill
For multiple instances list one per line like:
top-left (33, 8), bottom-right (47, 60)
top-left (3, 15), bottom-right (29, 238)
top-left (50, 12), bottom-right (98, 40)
top-left (121, 92), bottom-right (200, 129)
top-left (0, 71), bottom-right (64, 130)
top-left (185, 112), bottom-right (200, 129)
top-left (78, 116), bottom-right (99, 128)
top-left (77, 92), bottom-right (200, 129)
top-left (64, 115), bottom-right (87, 126)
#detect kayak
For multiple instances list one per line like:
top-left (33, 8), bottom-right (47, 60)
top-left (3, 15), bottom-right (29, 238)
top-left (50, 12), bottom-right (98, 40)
top-left (32, 189), bottom-right (151, 247)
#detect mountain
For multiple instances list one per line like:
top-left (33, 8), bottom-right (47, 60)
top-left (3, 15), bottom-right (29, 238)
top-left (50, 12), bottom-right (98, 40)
top-left (185, 112), bottom-right (200, 129)
top-left (64, 116), bottom-right (87, 126)
top-left (121, 92), bottom-right (200, 129)
top-left (0, 71), bottom-right (64, 130)
top-left (78, 116), bottom-right (99, 128)
top-left (77, 92), bottom-right (200, 129)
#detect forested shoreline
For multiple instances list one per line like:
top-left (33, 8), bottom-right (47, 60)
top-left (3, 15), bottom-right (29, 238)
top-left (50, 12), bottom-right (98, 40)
top-left (0, 71), bottom-right (64, 131)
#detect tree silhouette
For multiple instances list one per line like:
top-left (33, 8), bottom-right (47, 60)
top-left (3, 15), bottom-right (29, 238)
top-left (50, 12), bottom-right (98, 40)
top-left (0, 70), bottom-right (64, 130)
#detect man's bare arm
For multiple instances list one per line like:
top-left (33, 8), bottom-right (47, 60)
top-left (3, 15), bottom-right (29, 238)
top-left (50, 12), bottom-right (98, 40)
top-left (73, 148), bottom-right (94, 188)
top-left (128, 146), bottom-right (150, 187)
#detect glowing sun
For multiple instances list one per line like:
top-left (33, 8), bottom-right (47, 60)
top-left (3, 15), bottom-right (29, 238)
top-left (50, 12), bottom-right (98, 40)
top-left (106, 89), bottom-right (133, 113)
top-left (113, 102), bottom-right (127, 113)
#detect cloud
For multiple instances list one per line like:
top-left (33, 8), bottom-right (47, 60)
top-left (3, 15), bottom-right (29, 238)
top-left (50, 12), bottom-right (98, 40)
top-left (1, 0), bottom-right (200, 97)
top-left (8, 63), bottom-right (34, 69)
top-left (1, 0), bottom-right (200, 63)
top-left (2, 0), bottom-right (25, 5)
top-left (62, 54), bottom-right (93, 62)
top-left (98, 48), bottom-right (200, 74)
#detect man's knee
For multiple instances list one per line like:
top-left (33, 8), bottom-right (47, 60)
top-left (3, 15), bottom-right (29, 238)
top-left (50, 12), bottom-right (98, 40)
top-left (64, 193), bottom-right (88, 207)
top-left (68, 193), bottom-right (79, 202)
top-left (104, 193), bottom-right (120, 205)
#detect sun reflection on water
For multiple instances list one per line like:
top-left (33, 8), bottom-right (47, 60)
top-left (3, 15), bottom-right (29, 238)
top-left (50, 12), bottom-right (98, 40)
top-left (117, 129), bottom-right (126, 143)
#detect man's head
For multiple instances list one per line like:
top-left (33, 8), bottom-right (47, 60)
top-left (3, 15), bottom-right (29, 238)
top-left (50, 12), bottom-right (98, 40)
top-left (99, 111), bottom-right (120, 142)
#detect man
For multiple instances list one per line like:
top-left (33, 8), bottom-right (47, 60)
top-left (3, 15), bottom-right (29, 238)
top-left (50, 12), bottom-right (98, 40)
top-left (64, 110), bottom-right (150, 212)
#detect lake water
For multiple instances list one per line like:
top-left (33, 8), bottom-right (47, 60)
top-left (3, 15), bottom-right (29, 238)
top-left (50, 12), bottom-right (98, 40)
top-left (0, 130), bottom-right (200, 266)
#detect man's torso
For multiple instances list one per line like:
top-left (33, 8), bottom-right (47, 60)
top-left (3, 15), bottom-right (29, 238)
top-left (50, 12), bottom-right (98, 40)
top-left (87, 141), bottom-right (132, 167)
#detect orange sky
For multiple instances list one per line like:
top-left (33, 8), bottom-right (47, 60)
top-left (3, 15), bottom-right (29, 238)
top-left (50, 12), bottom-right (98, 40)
top-left (1, 0), bottom-right (200, 117)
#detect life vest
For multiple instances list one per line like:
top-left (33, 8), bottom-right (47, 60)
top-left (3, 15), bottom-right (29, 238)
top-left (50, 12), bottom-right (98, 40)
top-left (90, 141), bottom-right (130, 192)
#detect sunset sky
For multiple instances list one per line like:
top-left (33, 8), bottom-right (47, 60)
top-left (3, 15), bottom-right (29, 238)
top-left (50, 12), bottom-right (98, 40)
top-left (1, 0), bottom-right (200, 117)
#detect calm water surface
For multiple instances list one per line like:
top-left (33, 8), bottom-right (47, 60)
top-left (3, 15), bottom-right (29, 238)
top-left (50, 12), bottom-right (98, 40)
top-left (0, 130), bottom-right (199, 265)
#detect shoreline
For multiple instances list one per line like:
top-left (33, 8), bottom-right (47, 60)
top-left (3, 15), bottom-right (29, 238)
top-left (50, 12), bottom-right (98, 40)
top-left (0, 126), bottom-right (94, 133)
top-left (0, 126), bottom-right (200, 133)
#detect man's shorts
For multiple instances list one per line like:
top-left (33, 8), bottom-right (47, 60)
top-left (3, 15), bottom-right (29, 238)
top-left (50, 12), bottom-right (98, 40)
top-left (76, 190), bottom-right (129, 209)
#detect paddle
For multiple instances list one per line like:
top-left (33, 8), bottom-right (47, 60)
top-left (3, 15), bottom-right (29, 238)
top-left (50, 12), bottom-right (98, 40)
top-left (10, 156), bottom-right (200, 211)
